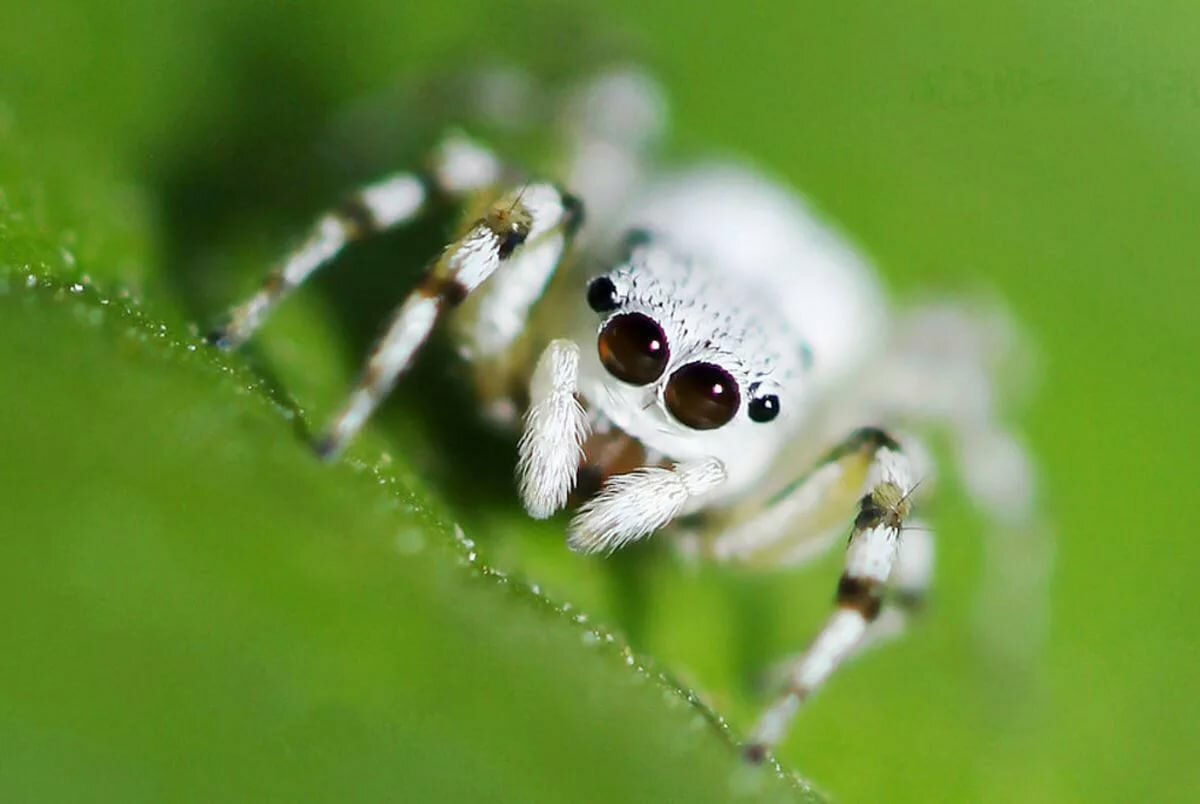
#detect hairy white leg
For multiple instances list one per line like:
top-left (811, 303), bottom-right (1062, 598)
top-left (210, 133), bottom-right (502, 350)
top-left (458, 194), bottom-right (582, 362)
top-left (316, 183), bottom-right (576, 458)
top-left (958, 427), bottom-right (1052, 669)
top-left (711, 427), bottom-right (913, 568)
top-left (711, 461), bottom-right (848, 565)
top-left (316, 292), bottom-right (439, 457)
top-left (209, 174), bottom-right (426, 349)
top-left (888, 519), bottom-right (935, 603)
top-left (864, 301), bottom-right (1038, 528)
top-left (853, 521), bottom-right (935, 654)
top-left (760, 522), bottom-right (935, 699)
top-left (517, 340), bottom-right (589, 518)
top-left (745, 441), bottom-right (917, 762)
top-left (559, 69), bottom-right (666, 246)
top-left (568, 458), bottom-right (726, 554)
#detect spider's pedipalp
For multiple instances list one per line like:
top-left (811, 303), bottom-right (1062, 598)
top-left (518, 339), bottom-right (589, 519)
top-left (567, 457), bottom-right (726, 553)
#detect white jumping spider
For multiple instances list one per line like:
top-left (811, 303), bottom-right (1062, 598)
top-left (211, 69), bottom-right (1040, 761)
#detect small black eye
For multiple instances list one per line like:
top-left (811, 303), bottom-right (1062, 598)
top-left (587, 276), bottom-right (621, 313)
top-left (664, 362), bottom-right (741, 431)
top-left (598, 313), bottom-right (669, 385)
top-left (748, 394), bottom-right (780, 423)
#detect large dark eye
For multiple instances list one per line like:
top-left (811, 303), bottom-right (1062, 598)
top-left (664, 362), bottom-right (741, 430)
top-left (598, 313), bottom-right (669, 385)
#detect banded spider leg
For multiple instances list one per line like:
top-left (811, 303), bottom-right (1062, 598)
top-left (210, 132), bottom-right (583, 458)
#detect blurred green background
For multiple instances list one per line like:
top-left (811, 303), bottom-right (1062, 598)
top-left (1, 1), bottom-right (1197, 802)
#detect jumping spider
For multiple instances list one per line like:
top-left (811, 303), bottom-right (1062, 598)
top-left (210, 69), bottom-right (1040, 761)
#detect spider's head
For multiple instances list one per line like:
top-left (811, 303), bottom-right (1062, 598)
top-left (575, 236), bottom-right (809, 494)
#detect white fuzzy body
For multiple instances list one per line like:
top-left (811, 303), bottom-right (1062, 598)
top-left (573, 166), bottom-right (886, 504)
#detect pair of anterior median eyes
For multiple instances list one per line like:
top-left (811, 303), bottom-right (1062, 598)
top-left (587, 276), bottom-right (782, 431)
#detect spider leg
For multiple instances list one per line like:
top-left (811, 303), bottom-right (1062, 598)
top-left (709, 427), bottom-right (916, 569)
top-left (837, 518), bottom-right (934, 660)
top-left (759, 520), bottom-right (934, 694)
top-left (742, 430), bottom-right (918, 762)
top-left (315, 181), bottom-right (581, 458)
top-left (707, 462), bottom-right (855, 569)
top-left (707, 429), bottom-right (934, 716)
top-left (208, 133), bottom-right (503, 350)
top-left (861, 299), bottom-right (1051, 666)
top-left (557, 69), bottom-right (666, 244)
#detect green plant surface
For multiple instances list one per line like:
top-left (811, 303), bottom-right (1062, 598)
top-left (1, 1), bottom-right (1198, 802)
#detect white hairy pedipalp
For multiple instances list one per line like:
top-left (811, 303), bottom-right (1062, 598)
top-left (567, 457), bottom-right (726, 554)
top-left (518, 340), bottom-right (589, 519)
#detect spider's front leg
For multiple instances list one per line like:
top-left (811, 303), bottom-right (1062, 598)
top-left (209, 132), bottom-right (583, 458)
top-left (731, 429), bottom-right (924, 763)
top-left (317, 181), bottom-right (581, 458)
top-left (209, 134), bottom-right (503, 350)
